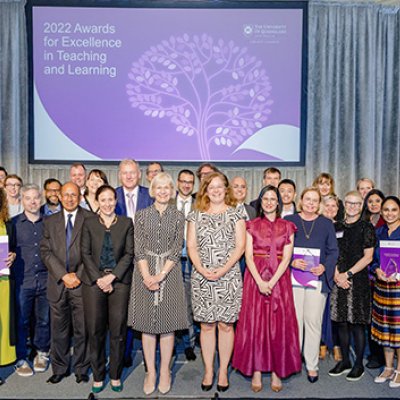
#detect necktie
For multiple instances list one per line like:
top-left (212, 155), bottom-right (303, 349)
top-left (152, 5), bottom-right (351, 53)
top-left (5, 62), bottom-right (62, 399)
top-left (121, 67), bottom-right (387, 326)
top-left (66, 213), bottom-right (73, 271)
top-left (179, 200), bottom-right (188, 216)
top-left (127, 193), bottom-right (136, 218)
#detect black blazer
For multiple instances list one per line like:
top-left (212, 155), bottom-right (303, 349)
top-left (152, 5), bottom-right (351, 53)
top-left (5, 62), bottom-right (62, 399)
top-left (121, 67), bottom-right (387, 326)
top-left (244, 203), bottom-right (257, 220)
top-left (40, 207), bottom-right (93, 302)
top-left (81, 215), bottom-right (134, 285)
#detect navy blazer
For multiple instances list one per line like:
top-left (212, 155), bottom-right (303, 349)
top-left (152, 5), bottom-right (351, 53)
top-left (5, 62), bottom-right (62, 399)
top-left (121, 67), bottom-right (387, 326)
top-left (115, 186), bottom-right (154, 216)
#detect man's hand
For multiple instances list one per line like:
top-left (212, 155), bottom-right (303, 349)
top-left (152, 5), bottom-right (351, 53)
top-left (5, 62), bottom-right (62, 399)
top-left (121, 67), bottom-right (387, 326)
top-left (62, 272), bottom-right (81, 289)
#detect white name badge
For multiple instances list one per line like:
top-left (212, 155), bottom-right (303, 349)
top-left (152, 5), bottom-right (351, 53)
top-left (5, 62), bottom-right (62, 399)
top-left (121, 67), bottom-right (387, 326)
top-left (336, 231), bottom-right (344, 239)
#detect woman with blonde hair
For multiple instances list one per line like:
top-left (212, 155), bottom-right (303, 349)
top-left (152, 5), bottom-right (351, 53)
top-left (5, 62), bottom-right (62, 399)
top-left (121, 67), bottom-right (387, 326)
top-left (187, 172), bottom-right (245, 392)
top-left (128, 172), bottom-right (187, 395)
top-left (329, 191), bottom-right (375, 381)
top-left (285, 187), bottom-right (338, 383)
top-left (313, 173), bottom-right (344, 222)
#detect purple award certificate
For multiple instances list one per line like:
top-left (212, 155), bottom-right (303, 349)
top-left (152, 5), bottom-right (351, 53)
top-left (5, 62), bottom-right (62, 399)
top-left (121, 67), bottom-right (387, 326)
top-left (0, 235), bottom-right (9, 276)
top-left (291, 247), bottom-right (320, 288)
top-left (379, 240), bottom-right (400, 279)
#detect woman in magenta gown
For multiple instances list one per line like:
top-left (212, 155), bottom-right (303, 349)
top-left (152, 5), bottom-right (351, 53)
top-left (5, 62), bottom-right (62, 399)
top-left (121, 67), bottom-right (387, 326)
top-left (232, 185), bottom-right (301, 392)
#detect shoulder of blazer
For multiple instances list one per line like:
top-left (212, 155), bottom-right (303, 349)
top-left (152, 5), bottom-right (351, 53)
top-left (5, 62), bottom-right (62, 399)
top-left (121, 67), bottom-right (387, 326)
top-left (44, 210), bottom-right (64, 226)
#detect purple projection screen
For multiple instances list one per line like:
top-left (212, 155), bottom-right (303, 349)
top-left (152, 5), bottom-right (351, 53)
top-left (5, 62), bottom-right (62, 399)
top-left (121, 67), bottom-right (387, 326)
top-left (28, 1), bottom-right (307, 163)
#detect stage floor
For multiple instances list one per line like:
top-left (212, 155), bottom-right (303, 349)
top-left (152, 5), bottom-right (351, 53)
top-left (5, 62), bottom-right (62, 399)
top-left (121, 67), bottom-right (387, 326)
top-left (0, 349), bottom-right (397, 399)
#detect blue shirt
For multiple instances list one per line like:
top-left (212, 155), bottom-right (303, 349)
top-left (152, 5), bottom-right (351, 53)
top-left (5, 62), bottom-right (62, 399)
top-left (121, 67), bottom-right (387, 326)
top-left (285, 214), bottom-right (339, 293)
top-left (370, 224), bottom-right (400, 273)
top-left (12, 212), bottom-right (47, 289)
top-left (40, 203), bottom-right (62, 216)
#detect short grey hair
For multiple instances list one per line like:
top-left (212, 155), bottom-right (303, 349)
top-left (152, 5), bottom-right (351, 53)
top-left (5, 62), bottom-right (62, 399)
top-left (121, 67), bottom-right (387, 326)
top-left (149, 172), bottom-right (175, 199)
top-left (21, 183), bottom-right (41, 197)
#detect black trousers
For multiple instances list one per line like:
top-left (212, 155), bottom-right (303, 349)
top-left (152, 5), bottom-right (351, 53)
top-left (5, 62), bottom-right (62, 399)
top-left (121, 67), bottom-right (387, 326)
top-left (49, 287), bottom-right (89, 375)
top-left (82, 282), bottom-right (130, 381)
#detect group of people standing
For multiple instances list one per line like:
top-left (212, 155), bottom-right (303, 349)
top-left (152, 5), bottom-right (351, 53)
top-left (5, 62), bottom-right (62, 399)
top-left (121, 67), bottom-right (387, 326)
top-left (0, 162), bottom-right (399, 395)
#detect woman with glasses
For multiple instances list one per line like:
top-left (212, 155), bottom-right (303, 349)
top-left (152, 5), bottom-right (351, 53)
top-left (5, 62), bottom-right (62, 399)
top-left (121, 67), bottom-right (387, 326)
top-left (187, 172), bottom-right (245, 393)
top-left (4, 175), bottom-right (23, 218)
top-left (285, 187), bottom-right (338, 383)
top-left (329, 191), bottom-right (376, 381)
top-left (232, 185), bottom-right (301, 393)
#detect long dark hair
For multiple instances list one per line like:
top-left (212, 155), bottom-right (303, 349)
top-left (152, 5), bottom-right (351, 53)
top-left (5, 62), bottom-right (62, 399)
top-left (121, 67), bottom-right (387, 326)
top-left (362, 189), bottom-right (385, 222)
top-left (256, 185), bottom-right (282, 218)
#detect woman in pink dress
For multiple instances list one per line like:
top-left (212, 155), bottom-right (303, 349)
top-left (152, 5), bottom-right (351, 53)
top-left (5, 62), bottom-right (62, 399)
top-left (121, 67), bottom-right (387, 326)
top-left (232, 185), bottom-right (301, 393)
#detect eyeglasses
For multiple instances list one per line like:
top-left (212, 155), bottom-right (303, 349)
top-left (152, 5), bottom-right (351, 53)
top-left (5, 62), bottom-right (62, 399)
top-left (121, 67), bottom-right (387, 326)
top-left (178, 179), bottom-right (194, 185)
top-left (262, 197), bottom-right (278, 203)
top-left (345, 201), bottom-right (362, 207)
top-left (5, 183), bottom-right (21, 188)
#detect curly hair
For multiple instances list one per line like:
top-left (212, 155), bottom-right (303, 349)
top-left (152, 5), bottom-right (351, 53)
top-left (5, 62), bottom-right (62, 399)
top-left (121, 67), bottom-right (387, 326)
top-left (0, 188), bottom-right (10, 222)
top-left (194, 172), bottom-right (237, 212)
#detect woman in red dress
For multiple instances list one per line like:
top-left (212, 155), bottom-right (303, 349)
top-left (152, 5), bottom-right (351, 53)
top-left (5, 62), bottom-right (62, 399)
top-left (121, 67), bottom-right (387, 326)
top-left (232, 185), bottom-right (301, 393)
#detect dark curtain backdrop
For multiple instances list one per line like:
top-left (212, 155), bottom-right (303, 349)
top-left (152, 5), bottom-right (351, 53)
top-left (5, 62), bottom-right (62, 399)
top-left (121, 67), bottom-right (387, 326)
top-left (0, 0), bottom-right (399, 199)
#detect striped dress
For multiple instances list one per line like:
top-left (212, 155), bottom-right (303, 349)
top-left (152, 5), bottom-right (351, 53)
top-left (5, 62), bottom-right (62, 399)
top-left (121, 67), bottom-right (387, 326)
top-left (371, 224), bottom-right (400, 348)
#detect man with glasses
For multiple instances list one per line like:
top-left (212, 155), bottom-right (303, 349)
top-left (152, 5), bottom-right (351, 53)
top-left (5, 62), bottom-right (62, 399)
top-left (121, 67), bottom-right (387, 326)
top-left (40, 182), bottom-right (91, 384)
top-left (40, 179), bottom-right (62, 216)
top-left (175, 169), bottom-right (197, 361)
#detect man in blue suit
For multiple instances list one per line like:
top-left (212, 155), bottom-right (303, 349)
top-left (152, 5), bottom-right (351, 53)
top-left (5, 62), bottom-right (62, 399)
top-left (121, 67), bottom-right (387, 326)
top-left (115, 159), bottom-right (154, 219)
top-left (115, 159), bottom-right (153, 367)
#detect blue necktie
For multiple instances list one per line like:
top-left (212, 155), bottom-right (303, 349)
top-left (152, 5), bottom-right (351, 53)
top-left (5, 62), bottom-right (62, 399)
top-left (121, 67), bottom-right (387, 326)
top-left (66, 213), bottom-right (73, 271)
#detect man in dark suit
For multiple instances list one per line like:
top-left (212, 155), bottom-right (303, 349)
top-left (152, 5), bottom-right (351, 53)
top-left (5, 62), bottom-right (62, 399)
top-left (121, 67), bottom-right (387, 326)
top-left (175, 169), bottom-right (197, 361)
top-left (115, 159), bottom-right (153, 220)
top-left (40, 182), bottom-right (92, 384)
top-left (250, 167), bottom-right (282, 209)
top-left (231, 176), bottom-right (257, 220)
top-left (115, 159), bottom-right (153, 367)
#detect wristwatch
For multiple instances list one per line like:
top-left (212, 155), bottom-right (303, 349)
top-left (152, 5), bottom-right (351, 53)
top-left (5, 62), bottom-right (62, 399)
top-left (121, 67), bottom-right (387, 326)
top-left (347, 271), bottom-right (354, 280)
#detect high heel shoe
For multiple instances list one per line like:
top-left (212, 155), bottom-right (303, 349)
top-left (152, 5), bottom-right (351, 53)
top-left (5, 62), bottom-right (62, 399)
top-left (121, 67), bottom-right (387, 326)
top-left (217, 383), bottom-right (229, 392)
top-left (217, 370), bottom-right (229, 392)
top-left (143, 373), bottom-right (156, 395)
top-left (91, 381), bottom-right (104, 393)
top-left (158, 372), bottom-right (171, 395)
top-left (201, 373), bottom-right (214, 391)
top-left (111, 380), bottom-right (123, 392)
top-left (271, 373), bottom-right (283, 392)
top-left (271, 382), bottom-right (283, 392)
top-left (251, 382), bottom-right (263, 393)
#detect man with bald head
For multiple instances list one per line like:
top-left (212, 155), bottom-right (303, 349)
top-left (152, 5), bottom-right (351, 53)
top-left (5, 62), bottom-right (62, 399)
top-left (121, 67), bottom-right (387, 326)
top-left (231, 176), bottom-right (256, 220)
top-left (40, 182), bottom-right (92, 384)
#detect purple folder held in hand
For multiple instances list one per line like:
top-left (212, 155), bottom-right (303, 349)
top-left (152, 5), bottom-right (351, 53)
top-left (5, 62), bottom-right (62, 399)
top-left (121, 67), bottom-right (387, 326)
top-left (291, 247), bottom-right (320, 288)
top-left (0, 236), bottom-right (9, 276)
top-left (380, 240), bottom-right (400, 280)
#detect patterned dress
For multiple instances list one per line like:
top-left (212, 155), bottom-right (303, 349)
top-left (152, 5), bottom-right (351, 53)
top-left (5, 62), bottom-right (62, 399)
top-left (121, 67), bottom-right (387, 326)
top-left (128, 204), bottom-right (188, 334)
top-left (188, 207), bottom-right (243, 323)
top-left (371, 224), bottom-right (400, 347)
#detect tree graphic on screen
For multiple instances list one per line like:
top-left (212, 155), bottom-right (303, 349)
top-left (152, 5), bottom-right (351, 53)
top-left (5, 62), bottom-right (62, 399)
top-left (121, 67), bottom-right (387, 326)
top-left (126, 33), bottom-right (273, 160)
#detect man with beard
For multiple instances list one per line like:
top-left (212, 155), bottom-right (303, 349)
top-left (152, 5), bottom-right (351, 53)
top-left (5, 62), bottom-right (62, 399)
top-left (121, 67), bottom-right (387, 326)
top-left (40, 179), bottom-right (62, 216)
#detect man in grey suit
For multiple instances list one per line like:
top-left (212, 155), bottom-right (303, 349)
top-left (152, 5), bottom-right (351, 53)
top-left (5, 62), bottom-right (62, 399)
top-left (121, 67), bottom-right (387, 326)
top-left (231, 176), bottom-right (256, 276)
top-left (40, 182), bottom-right (92, 384)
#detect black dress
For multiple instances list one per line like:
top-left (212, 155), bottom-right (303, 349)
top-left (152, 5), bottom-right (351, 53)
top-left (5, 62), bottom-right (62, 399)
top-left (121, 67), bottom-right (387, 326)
top-left (330, 219), bottom-right (376, 324)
